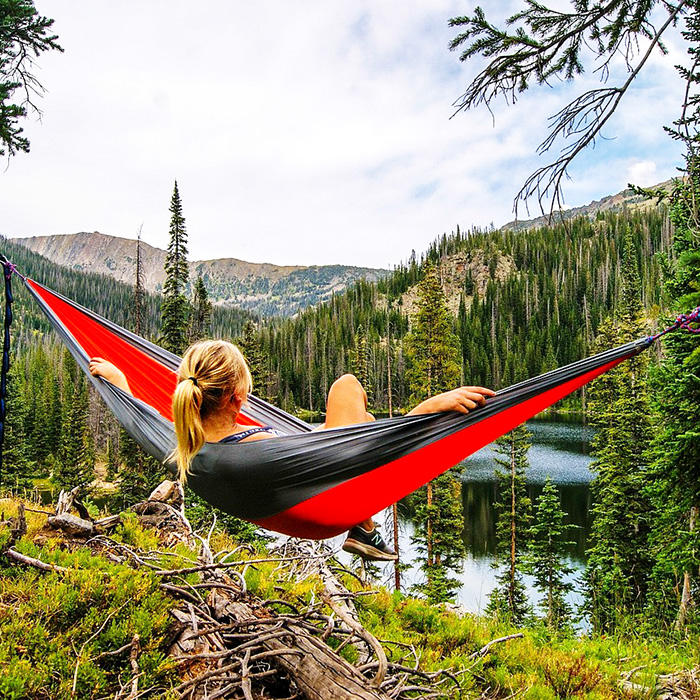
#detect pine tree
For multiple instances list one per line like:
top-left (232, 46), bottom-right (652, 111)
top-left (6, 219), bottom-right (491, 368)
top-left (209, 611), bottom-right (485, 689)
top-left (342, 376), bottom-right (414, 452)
top-left (160, 180), bottom-right (190, 355)
top-left (405, 262), bottom-right (460, 401)
top-left (407, 261), bottom-right (465, 602)
top-left (411, 467), bottom-right (466, 603)
top-left (526, 478), bottom-right (575, 631)
top-left (351, 324), bottom-right (373, 408)
top-left (487, 423), bottom-right (532, 625)
top-left (55, 355), bottom-right (94, 489)
top-left (585, 233), bottom-right (652, 632)
top-left (646, 153), bottom-right (700, 630)
top-left (133, 226), bottom-right (145, 337)
top-left (189, 275), bottom-right (212, 343)
top-left (1, 364), bottom-right (32, 491)
top-left (238, 320), bottom-right (269, 400)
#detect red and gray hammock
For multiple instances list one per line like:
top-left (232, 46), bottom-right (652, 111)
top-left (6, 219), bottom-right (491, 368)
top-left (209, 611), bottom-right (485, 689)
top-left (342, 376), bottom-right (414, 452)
top-left (3, 260), bottom-right (699, 539)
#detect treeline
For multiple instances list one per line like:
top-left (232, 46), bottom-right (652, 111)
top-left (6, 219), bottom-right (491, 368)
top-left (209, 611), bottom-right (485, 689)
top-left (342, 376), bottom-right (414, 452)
top-left (256, 207), bottom-right (670, 412)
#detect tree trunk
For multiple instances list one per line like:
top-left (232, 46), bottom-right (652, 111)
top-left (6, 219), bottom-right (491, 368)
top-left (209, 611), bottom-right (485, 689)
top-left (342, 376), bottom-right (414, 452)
top-left (392, 502), bottom-right (401, 592)
top-left (676, 505), bottom-right (698, 630)
top-left (426, 481), bottom-right (434, 567)
top-left (510, 440), bottom-right (517, 612)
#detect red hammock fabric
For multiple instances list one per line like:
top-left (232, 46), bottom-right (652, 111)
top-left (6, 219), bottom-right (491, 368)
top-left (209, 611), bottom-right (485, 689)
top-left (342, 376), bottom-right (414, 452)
top-left (28, 280), bottom-right (260, 427)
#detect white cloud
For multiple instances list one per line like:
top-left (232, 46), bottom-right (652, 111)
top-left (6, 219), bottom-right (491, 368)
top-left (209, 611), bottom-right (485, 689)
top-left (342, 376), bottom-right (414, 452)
top-left (626, 161), bottom-right (660, 187)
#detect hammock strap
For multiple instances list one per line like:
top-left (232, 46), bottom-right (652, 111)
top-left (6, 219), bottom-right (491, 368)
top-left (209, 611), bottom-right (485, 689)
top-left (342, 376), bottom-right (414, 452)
top-left (0, 256), bottom-right (21, 482)
top-left (648, 306), bottom-right (700, 341)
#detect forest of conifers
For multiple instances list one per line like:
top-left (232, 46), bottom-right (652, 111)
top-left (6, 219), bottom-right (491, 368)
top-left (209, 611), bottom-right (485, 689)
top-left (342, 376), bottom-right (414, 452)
top-left (4, 191), bottom-right (699, 636)
top-left (256, 206), bottom-right (669, 412)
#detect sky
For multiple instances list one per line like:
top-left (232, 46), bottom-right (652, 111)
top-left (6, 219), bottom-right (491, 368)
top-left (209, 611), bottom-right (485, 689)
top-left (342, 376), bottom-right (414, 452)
top-left (0, 1), bottom-right (690, 269)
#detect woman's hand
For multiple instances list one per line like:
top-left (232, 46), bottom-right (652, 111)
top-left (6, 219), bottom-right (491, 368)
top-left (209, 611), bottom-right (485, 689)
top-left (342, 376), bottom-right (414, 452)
top-left (89, 357), bottom-right (132, 394)
top-left (408, 386), bottom-right (495, 416)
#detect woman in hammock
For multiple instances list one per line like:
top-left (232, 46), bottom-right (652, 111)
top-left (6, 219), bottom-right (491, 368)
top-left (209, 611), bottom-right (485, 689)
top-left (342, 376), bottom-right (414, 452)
top-left (90, 340), bottom-right (494, 561)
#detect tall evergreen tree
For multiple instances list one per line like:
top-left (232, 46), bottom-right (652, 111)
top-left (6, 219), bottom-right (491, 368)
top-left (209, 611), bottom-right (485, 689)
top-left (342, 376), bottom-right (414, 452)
top-left (160, 180), bottom-right (190, 355)
top-left (408, 261), bottom-right (465, 603)
top-left (351, 324), bottom-right (373, 408)
top-left (189, 275), bottom-right (212, 343)
top-left (405, 262), bottom-right (460, 400)
top-left (238, 320), bottom-right (269, 400)
top-left (526, 478), bottom-right (575, 631)
top-left (133, 226), bottom-right (145, 337)
top-left (585, 233), bottom-right (652, 632)
top-left (487, 423), bottom-right (532, 625)
top-left (411, 468), bottom-right (466, 603)
top-left (55, 354), bottom-right (94, 489)
top-left (1, 364), bottom-right (32, 491)
top-left (646, 154), bottom-right (700, 630)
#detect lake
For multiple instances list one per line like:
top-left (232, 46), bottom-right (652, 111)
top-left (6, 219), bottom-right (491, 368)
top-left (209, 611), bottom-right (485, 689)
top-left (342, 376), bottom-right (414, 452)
top-left (334, 415), bottom-right (595, 613)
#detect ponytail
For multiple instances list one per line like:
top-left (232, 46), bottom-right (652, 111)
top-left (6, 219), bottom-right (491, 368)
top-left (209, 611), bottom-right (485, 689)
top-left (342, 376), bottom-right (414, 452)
top-left (170, 340), bottom-right (253, 483)
top-left (171, 377), bottom-right (205, 483)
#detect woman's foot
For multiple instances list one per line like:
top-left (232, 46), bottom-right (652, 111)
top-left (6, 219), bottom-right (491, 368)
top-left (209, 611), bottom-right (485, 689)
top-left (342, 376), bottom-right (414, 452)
top-left (342, 525), bottom-right (398, 561)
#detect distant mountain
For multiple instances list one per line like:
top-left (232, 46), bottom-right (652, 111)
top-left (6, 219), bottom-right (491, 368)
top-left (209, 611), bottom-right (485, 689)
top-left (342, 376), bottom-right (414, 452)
top-left (502, 179), bottom-right (675, 232)
top-left (10, 232), bottom-right (388, 317)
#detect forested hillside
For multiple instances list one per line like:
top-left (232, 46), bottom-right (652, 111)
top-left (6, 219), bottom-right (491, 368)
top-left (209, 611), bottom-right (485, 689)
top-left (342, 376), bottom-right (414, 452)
top-left (258, 207), bottom-right (670, 413)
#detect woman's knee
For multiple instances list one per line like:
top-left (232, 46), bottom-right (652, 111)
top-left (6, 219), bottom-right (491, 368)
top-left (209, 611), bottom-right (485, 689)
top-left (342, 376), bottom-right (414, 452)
top-left (325, 373), bottom-right (369, 427)
top-left (331, 373), bottom-right (362, 392)
top-left (329, 374), bottom-right (366, 402)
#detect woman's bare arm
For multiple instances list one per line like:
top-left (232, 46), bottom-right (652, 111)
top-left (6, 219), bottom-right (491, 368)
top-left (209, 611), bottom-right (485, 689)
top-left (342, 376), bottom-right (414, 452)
top-left (407, 386), bottom-right (495, 416)
top-left (89, 357), bottom-right (132, 395)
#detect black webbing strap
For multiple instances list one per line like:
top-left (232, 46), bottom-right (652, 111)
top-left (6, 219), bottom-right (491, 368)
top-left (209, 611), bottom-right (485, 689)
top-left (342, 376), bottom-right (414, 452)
top-left (0, 255), bottom-right (16, 482)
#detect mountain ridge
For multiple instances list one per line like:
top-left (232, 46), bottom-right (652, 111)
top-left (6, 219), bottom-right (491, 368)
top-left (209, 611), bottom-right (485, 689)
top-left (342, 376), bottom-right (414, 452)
top-left (10, 231), bottom-right (388, 317)
top-left (501, 178), bottom-right (674, 231)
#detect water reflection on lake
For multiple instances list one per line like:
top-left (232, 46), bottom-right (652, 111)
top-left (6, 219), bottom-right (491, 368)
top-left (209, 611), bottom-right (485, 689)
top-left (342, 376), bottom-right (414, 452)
top-left (394, 415), bottom-right (594, 613)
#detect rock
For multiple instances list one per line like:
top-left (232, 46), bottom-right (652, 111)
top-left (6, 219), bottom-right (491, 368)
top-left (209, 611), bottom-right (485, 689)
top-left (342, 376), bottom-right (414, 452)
top-left (47, 513), bottom-right (94, 537)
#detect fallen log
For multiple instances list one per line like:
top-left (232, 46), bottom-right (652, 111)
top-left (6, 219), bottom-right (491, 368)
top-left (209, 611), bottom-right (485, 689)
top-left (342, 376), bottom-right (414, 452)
top-left (5, 547), bottom-right (69, 573)
top-left (222, 598), bottom-right (393, 700)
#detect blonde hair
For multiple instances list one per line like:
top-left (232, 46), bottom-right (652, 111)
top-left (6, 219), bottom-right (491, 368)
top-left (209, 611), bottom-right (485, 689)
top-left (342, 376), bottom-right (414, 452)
top-left (170, 340), bottom-right (253, 483)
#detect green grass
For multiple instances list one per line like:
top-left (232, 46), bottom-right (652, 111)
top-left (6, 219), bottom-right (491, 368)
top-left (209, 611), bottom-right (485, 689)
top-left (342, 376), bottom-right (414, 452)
top-left (0, 515), bottom-right (178, 699)
top-left (2, 500), bottom-right (698, 699)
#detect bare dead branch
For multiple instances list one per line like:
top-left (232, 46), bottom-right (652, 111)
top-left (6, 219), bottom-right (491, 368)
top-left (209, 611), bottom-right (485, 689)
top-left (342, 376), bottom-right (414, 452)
top-left (469, 633), bottom-right (525, 660)
top-left (5, 547), bottom-right (69, 573)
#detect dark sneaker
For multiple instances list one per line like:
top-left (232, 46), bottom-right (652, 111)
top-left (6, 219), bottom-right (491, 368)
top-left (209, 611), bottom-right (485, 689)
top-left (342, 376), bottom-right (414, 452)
top-left (342, 526), bottom-right (398, 561)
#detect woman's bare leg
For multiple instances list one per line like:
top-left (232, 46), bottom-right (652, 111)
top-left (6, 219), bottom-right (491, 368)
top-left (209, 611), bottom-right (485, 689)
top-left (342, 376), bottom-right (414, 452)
top-left (322, 373), bottom-right (375, 429)
top-left (323, 375), bottom-right (396, 560)
top-left (323, 374), bottom-right (375, 529)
